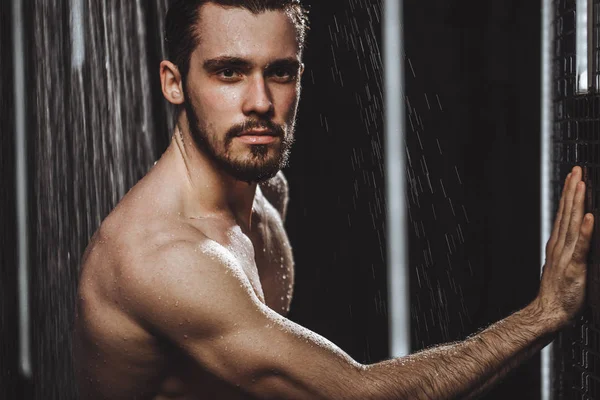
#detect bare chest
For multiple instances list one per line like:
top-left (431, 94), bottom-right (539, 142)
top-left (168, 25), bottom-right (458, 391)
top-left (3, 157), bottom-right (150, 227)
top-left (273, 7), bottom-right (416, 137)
top-left (233, 212), bottom-right (294, 315)
top-left (248, 221), bottom-right (295, 315)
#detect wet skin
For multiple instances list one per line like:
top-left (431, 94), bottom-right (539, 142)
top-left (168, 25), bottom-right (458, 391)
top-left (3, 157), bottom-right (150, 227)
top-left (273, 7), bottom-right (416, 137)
top-left (75, 4), bottom-right (301, 399)
top-left (74, 3), bottom-right (596, 400)
top-left (74, 162), bottom-right (294, 399)
top-left (73, 148), bottom-right (596, 400)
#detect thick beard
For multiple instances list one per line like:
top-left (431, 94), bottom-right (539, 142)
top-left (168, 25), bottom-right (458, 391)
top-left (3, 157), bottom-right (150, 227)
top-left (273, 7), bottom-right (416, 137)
top-left (183, 91), bottom-right (295, 184)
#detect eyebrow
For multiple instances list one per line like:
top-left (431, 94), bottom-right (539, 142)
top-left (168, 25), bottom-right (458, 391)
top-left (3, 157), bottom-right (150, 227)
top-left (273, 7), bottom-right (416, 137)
top-left (203, 56), bottom-right (301, 72)
top-left (265, 58), bottom-right (302, 72)
top-left (203, 57), bottom-right (252, 71)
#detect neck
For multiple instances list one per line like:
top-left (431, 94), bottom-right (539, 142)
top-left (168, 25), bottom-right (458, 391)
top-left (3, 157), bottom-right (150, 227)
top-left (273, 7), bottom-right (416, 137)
top-left (165, 118), bottom-right (258, 232)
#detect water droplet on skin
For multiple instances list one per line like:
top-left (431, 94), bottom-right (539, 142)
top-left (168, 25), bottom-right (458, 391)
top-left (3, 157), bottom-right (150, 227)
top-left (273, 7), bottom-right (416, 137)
top-left (184, 335), bottom-right (188, 339)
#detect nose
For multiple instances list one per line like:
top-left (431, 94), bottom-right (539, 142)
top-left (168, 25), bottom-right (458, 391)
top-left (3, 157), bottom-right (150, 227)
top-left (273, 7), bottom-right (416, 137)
top-left (242, 75), bottom-right (274, 118)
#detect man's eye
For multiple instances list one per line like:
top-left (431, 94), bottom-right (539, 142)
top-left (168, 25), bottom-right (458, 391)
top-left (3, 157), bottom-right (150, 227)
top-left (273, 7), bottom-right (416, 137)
top-left (272, 68), bottom-right (296, 82)
top-left (218, 69), bottom-right (241, 79)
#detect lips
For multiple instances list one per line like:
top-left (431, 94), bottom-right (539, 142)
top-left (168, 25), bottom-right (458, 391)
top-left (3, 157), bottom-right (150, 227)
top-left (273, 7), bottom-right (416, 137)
top-left (235, 132), bottom-right (279, 145)
top-left (238, 129), bottom-right (277, 137)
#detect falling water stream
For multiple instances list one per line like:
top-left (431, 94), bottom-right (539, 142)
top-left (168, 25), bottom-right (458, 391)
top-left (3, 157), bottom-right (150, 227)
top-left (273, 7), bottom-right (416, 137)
top-left (322, 0), bottom-right (472, 350)
top-left (29, 1), bottom-right (170, 397)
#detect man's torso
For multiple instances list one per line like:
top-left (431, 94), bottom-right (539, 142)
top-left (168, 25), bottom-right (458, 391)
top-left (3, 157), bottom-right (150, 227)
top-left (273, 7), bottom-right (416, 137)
top-left (74, 173), bottom-right (294, 399)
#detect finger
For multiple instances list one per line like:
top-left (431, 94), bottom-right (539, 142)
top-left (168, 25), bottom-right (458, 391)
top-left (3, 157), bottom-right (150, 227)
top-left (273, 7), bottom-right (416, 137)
top-left (555, 167), bottom-right (582, 255)
top-left (564, 180), bottom-right (586, 251)
top-left (571, 213), bottom-right (595, 267)
top-left (546, 172), bottom-right (571, 257)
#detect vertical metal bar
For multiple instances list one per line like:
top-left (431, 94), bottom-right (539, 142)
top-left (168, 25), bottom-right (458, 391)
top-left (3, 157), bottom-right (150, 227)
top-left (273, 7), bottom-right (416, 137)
top-left (12, 0), bottom-right (32, 379)
top-left (587, 0), bottom-right (594, 91)
top-left (384, 0), bottom-right (410, 358)
top-left (541, 0), bottom-right (554, 397)
top-left (576, 0), bottom-right (590, 93)
top-left (70, 0), bottom-right (85, 70)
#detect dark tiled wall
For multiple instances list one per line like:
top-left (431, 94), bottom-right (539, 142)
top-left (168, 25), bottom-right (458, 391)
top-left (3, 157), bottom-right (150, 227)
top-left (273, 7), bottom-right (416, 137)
top-left (553, 0), bottom-right (600, 398)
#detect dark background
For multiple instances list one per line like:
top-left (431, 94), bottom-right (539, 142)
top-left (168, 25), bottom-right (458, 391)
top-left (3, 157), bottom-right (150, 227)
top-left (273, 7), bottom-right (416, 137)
top-left (1, 0), bottom-right (21, 398)
top-left (287, 0), bottom-right (542, 398)
top-left (0, 0), bottom-right (544, 398)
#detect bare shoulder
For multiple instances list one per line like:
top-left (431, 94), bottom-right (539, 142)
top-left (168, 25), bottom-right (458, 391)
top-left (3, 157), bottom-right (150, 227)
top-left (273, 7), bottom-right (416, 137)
top-left (74, 210), bottom-right (263, 397)
top-left (112, 228), bottom-right (269, 348)
top-left (79, 211), bottom-right (256, 328)
top-left (258, 171), bottom-right (289, 221)
top-left (78, 204), bottom-right (197, 301)
top-left (81, 210), bottom-right (242, 292)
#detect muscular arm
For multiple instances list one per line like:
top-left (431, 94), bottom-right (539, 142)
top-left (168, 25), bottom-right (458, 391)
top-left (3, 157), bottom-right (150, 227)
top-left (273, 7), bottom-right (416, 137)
top-left (122, 167), bottom-right (593, 399)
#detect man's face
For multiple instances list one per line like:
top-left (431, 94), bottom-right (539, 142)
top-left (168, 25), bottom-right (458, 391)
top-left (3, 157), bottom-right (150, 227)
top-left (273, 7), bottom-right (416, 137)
top-left (183, 4), bottom-right (303, 184)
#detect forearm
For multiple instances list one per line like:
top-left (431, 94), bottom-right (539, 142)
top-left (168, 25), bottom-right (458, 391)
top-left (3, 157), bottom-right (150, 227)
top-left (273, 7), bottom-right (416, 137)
top-left (361, 301), bottom-right (557, 400)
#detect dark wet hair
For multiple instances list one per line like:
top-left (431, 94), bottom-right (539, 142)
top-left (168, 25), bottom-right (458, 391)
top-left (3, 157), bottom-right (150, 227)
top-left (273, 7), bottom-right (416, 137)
top-left (165, 0), bottom-right (309, 81)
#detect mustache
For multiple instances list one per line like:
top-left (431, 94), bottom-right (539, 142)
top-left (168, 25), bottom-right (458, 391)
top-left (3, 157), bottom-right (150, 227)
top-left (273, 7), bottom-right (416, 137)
top-left (226, 120), bottom-right (285, 140)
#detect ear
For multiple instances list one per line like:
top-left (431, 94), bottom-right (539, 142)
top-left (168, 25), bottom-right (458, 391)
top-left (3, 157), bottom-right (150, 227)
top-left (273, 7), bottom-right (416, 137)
top-left (299, 62), bottom-right (305, 77)
top-left (160, 60), bottom-right (184, 105)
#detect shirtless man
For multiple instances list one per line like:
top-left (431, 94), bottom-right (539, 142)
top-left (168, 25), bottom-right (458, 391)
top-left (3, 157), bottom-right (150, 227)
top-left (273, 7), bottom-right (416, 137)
top-left (73, 0), bottom-right (596, 399)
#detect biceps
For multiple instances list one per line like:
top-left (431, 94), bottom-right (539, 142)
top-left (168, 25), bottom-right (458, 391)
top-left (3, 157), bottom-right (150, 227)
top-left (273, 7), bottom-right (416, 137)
top-left (186, 308), bottom-right (366, 400)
